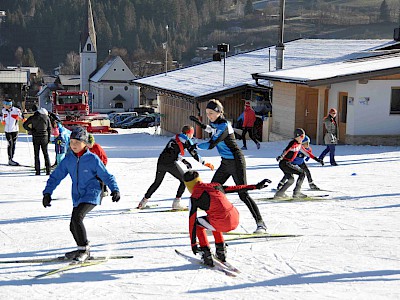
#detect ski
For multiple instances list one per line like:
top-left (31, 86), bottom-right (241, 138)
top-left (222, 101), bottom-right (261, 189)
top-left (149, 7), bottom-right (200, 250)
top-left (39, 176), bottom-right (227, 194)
top-left (259, 194), bottom-right (330, 202)
top-left (175, 249), bottom-right (237, 277)
top-left (34, 259), bottom-right (106, 278)
top-left (139, 207), bottom-right (189, 213)
top-left (121, 204), bottom-right (159, 213)
top-left (224, 232), bottom-right (301, 241)
top-left (0, 255), bottom-right (133, 264)
top-left (212, 255), bottom-right (241, 274)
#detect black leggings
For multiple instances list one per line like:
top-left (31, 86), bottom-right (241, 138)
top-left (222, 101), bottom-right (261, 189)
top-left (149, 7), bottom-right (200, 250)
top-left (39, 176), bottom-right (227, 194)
top-left (212, 157), bottom-right (263, 224)
top-left (145, 161), bottom-right (185, 199)
top-left (242, 127), bottom-right (259, 147)
top-left (5, 131), bottom-right (18, 160)
top-left (70, 203), bottom-right (96, 247)
top-left (278, 160), bottom-right (305, 194)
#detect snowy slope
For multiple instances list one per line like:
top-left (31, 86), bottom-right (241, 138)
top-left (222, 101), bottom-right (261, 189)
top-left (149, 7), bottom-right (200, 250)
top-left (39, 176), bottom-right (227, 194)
top-left (0, 129), bottom-right (399, 299)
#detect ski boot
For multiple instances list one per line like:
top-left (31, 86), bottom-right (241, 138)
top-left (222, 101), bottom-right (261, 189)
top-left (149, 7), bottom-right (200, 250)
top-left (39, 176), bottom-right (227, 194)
top-left (309, 182), bottom-right (320, 191)
top-left (199, 246), bottom-right (214, 267)
top-left (8, 159), bottom-right (19, 166)
top-left (273, 191), bottom-right (289, 199)
top-left (241, 146), bottom-right (247, 150)
top-left (254, 221), bottom-right (267, 234)
top-left (256, 142), bottom-right (261, 149)
top-left (172, 198), bottom-right (185, 210)
top-left (293, 191), bottom-right (307, 198)
top-left (215, 243), bottom-right (227, 262)
top-left (137, 197), bottom-right (149, 209)
top-left (276, 181), bottom-right (285, 191)
top-left (73, 245), bottom-right (90, 263)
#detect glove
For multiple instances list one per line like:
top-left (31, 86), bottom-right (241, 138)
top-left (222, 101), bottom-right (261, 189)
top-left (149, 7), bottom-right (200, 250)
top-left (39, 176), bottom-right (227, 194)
top-left (42, 193), bottom-right (52, 208)
top-left (192, 244), bottom-right (200, 255)
top-left (1, 121), bottom-right (5, 125)
top-left (204, 162), bottom-right (214, 171)
top-left (182, 159), bottom-right (192, 169)
top-left (189, 115), bottom-right (207, 129)
top-left (276, 155), bottom-right (283, 162)
top-left (314, 157), bottom-right (324, 166)
top-left (111, 190), bottom-right (120, 202)
top-left (255, 179), bottom-right (272, 189)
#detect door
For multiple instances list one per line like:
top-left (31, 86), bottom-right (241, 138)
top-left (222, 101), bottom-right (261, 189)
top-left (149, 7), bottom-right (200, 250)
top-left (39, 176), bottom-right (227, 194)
top-left (303, 90), bottom-right (318, 141)
top-left (338, 92), bottom-right (348, 143)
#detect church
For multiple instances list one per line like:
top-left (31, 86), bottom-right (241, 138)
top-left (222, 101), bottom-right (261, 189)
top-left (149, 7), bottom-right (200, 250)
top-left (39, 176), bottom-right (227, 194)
top-left (39, 0), bottom-right (139, 113)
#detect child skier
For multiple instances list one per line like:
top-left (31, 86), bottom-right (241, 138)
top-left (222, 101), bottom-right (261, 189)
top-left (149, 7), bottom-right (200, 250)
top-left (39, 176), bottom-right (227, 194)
top-left (274, 128), bottom-right (324, 199)
top-left (42, 126), bottom-right (120, 262)
top-left (137, 125), bottom-right (214, 210)
top-left (276, 135), bottom-right (321, 191)
top-left (52, 125), bottom-right (68, 165)
top-left (87, 133), bottom-right (109, 197)
top-left (183, 170), bottom-right (270, 266)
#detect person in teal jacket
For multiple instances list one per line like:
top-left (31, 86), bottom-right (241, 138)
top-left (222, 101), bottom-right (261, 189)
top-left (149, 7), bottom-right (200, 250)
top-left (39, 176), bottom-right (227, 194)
top-left (42, 126), bottom-right (120, 262)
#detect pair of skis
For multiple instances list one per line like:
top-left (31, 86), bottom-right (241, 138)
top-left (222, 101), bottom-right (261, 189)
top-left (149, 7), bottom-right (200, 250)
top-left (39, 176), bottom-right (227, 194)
top-left (175, 249), bottom-right (240, 277)
top-left (122, 205), bottom-right (189, 214)
top-left (0, 255), bottom-right (134, 278)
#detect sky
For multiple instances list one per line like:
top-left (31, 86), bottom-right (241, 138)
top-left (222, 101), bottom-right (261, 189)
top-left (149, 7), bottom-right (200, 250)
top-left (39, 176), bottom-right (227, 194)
top-left (0, 128), bottom-right (399, 299)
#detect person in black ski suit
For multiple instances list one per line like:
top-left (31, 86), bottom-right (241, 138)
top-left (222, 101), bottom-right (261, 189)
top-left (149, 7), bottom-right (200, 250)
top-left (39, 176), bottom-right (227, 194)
top-left (190, 99), bottom-right (267, 234)
top-left (23, 106), bottom-right (51, 175)
top-left (137, 125), bottom-right (214, 210)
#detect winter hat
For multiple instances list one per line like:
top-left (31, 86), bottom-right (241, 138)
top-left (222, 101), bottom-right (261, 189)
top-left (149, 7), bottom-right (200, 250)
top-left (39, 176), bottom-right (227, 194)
top-left (329, 108), bottom-right (337, 114)
top-left (183, 170), bottom-right (202, 193)
top-left (87, 133), bottom-right (95, 146)
top-left (206, 99), bottom-right (223, 113)
top-left (182, 125), bottom-right (194, 136)
top-left (294, 128), bottom-right (305, 138)
top-left (302, 135), bottom-right (310, 144)
top-left (38, 108), bottom-right (48, 115)
top-left (70, 126), bottom-right (89, 143)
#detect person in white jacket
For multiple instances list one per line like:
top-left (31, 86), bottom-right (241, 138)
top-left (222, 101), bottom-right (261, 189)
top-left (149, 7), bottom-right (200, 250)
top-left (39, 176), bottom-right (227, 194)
top-left (1, 99), bottom-right (24, 166)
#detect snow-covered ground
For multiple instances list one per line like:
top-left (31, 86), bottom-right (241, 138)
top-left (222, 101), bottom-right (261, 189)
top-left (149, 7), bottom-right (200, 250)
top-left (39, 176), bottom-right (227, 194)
top-left (0, 128), bottom-right (399, 299)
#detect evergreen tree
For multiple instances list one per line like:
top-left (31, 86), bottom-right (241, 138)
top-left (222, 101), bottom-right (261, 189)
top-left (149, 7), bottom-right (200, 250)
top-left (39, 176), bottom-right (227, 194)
top-left (379, 0), bottom-right (390, 23)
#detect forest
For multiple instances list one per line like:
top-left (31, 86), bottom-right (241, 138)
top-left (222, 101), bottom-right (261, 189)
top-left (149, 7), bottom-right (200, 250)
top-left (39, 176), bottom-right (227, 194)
top-left (0, 0), bottom-right (398, 76)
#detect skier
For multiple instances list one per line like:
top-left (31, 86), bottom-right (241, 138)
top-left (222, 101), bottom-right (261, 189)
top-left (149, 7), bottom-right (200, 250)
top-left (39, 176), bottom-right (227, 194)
top-left (87, 133), bottom-right (109, 197)
top-left (276, 135), bottom-right (322, 192)
top-left (1, 99), bottom-right (24, 166)
top-left (137, 125), bottom-right (214, 210)
top-left (42, 126), bottom-right (120, 262)
top-left (52, 124), bottom-right (68, 165)
top-left (241, 101), bottom-right (260, 150)
top-left (274, 128), bottom-right (324, 199)
top-left (190, 99), bottom-right (267, 233)
top-left (23, 106), bottom-right (51, 175)
top-left (184, 170), bottom-right (270, 266)
top-left (319, 108), bottom-right (339, 166)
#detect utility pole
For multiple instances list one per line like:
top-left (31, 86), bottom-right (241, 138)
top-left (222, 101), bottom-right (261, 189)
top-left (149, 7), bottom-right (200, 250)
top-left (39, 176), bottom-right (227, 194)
top-left (164, 25), bottom-right (169, 76)
top-left (276, 0), bottom-right (285, 70)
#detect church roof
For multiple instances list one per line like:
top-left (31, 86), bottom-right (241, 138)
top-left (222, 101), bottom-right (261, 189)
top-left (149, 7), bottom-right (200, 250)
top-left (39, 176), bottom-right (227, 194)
top-left (80, 0), bottom-right (96, 52)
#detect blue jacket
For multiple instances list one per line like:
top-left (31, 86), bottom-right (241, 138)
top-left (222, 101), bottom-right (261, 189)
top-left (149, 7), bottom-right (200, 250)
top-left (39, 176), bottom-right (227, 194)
top-left (43, 149), bottom-right (119, 207)
top-left (198, 117), bottom-right (241, 160)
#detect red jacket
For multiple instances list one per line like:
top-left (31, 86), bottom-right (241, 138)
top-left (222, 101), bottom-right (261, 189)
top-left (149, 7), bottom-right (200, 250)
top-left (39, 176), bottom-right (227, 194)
top-left (89, 143), bottom-right (108, 165)
top-left (243, 106), bottom-right (256, 127)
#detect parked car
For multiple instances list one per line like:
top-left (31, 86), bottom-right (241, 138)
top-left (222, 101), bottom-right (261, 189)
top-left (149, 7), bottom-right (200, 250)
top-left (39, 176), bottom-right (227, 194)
top-left (113, 115), bottom-right (142, 128)
top-left (121, 116), bottom-right (156, 129)
top-left (109, 112), bottom-right (138, 127)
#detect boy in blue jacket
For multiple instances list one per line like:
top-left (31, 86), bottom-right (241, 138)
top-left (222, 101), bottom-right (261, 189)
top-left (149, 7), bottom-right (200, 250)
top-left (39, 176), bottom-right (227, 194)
top-left (42, 126), bottom-right (120, 262)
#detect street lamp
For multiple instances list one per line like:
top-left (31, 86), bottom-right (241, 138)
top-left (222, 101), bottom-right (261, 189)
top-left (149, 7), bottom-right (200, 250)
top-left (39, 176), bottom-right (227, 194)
top-left (163, 25), bottom-right (169, 76)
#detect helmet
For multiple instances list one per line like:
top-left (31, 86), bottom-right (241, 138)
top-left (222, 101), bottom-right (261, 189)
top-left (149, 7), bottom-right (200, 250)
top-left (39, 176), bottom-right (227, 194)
top-left (302, 135), bottom-right (310, 144)
top-left (294, 128), bottom-right (305, 138)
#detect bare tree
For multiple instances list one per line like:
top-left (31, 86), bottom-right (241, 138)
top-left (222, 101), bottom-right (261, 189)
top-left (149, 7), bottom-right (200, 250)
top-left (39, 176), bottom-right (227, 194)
top-left (62, 51), bottom-right (80, 74)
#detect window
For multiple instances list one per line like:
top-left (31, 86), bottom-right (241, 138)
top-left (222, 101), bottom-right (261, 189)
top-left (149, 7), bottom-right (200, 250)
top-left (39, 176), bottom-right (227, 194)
top-left (110, 86), bottom-right (114, 91)
top-left (390, 88), bottom-right (400, 114)
top-left (87, 44), bottom-right (91, 51)
top-left (124, 86), bottom-right (128, 91)
top-left (115, 102), bottom-right (123, 108)
top-left (340, 95), bottom-right (347, 123)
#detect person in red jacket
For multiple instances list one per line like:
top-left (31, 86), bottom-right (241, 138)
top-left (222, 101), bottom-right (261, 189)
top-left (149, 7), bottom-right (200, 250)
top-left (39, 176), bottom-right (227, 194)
top-left (87, 134), bottom-right (109, 197)
top-left (241, 101), bottom-right (260, 150)
top-left (184, 170), bottom-right (270, 266)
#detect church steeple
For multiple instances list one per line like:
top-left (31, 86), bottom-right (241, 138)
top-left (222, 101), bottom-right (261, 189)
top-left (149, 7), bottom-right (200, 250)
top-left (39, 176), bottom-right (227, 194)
top-left (80, 0), bottom-right (97, 92)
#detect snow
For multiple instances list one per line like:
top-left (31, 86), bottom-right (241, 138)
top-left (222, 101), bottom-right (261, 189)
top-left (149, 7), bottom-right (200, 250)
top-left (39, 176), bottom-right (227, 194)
top-left (1, 128), bottom-right (400, 299)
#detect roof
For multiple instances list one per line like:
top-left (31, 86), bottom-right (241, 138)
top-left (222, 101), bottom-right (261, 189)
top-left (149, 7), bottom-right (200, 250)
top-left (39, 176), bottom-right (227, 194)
top-left (58, 75), bottom-right (80, 86)
top-left (252, 52), bottom-right (400, 87)
top-left (0, 69), bottom-right (29, 84)
top-left (113, 94), bottom-right (126, 101)
top-left (133, 39), bottom-right (397, 101)
top-left (90, 56), bottom-right (135, 83)
top-left (80, 0), bottom-right (96, 52)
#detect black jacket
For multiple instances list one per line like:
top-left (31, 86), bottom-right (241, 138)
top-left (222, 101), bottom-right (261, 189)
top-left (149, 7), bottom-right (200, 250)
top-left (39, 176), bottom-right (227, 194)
top-left (23, 109), bottom-right (51, 138)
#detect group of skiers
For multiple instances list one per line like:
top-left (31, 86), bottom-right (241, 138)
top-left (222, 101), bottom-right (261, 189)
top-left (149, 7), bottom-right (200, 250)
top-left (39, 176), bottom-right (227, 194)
top-left (1, 97), bottom-right (339, 267)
